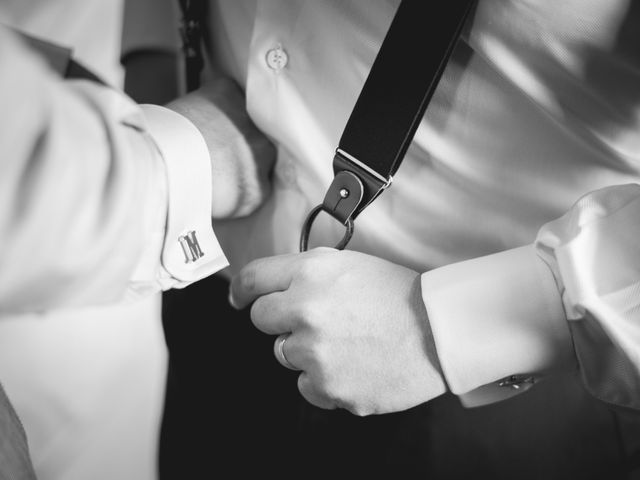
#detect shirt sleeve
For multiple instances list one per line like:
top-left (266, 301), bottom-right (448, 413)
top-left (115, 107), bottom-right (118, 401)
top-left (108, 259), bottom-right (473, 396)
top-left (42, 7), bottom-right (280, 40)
top-left (422, 183), bottom-right (640, 410)
top-left (0, 27), bottom-right (226, 313)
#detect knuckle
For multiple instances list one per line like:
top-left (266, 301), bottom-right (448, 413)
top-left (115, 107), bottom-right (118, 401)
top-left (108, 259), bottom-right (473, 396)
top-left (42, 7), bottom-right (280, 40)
top-left (313, 340), bottom-right (332, 367)
top-left (313, 369), bottom-right (371, 417)
top-left (349, 404), bottom-right (371, 417)
top-left (295, 258), bottom-right (317, 280)
top-left (297, 249), bottom-right (342, 282)
top-left (311, 246), bottom-right (336, 255)
top-left (297, 375), bottom-right (317, 404)
top-left (294, 301), bottom-right (318, 327)
top-left (302, 336), bottom-right (327, 366)
top-left (297, 249), bottom-right (335, 278)
top-left (331, 391), bottom-right (369, 417)
top-left (310, 353), bottom-right (337, 394)
top-left (298, 373), bottom-right (337, 411)
top-left (296, 373), bottom-right (309, 393)
top-left (302, 343), bottom-right (319, 367)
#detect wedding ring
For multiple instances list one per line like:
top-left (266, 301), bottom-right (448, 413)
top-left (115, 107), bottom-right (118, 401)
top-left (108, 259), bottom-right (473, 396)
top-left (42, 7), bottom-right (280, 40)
top-left (275, 334), bottom-right (300, 371)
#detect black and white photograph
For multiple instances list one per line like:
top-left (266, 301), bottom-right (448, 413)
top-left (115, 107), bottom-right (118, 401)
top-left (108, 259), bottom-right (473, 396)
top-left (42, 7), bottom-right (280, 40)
top-left (0, 0), bottom-right (639, 478)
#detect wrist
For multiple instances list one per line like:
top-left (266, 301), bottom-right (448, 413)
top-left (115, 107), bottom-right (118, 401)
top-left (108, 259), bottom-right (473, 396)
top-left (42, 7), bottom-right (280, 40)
top-left (166, 80), bottom-right (275, 219)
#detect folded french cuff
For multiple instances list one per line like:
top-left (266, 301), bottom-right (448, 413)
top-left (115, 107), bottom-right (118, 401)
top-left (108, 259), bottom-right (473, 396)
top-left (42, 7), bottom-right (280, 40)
top-left (141, 105), bottom-right (228, 288)
top-left (421, 245), bottom-right (574, 406)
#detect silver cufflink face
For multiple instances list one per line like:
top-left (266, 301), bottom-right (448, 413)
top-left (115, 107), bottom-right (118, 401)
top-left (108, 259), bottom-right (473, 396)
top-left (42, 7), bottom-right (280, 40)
top-left (498, 374), bottom-right (536, 390)
top-left (178, 230), bottom-right (205, 263)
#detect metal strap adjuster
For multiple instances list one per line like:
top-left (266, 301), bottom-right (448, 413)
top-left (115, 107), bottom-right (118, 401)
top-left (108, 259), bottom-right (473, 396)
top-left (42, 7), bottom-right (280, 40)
top-left (300, 170), bottom-right (363, 251)
top-left (299, 150), bottom-right (392, 252)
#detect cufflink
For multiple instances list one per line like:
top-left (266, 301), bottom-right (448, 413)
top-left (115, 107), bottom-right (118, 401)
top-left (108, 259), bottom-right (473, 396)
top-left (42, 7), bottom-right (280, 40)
top-left (178, 230), bottom-right (205, 263)
top-left (498, 374), bottom-right (536, 390)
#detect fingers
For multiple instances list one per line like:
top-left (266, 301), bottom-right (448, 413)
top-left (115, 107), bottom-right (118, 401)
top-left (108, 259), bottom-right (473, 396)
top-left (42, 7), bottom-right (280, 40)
top-left (273, 330), bottom-right (311, 374)
top-left (229, 248), bottom-right (345, 413)
top-left (278, 332), bottom-right (338, 411)
top-left (273, 334), bottom-right (301, 371)
top-left (297, 373), bottom-right (337, 411)
top-left (250, 291), bottom-right (294, 334)
top-left (273, 333), bottom-right (336, 411)
top-left (274, 337), bottom-right (338, 411)
top-left (229, 248), bottom-right (336, 309)
top-left (228, 253), bottom-right (300, 309)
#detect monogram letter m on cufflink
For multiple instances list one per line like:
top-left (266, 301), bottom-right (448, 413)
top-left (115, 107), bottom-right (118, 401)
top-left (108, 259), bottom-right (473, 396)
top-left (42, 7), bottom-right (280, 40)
top-left (178, 231), bottom-right (205, 263)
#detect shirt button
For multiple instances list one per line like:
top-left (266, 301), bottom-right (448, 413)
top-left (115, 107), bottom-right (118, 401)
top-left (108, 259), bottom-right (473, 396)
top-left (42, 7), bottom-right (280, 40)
top-left (265, 45), bottom-right (289, 71)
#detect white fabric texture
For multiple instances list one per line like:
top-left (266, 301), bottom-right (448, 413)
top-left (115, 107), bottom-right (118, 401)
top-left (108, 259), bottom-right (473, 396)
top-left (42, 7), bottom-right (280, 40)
top-left (0, 12), bottom-right (166, 478)
top-left (0, 1), bottom-right (225, 479)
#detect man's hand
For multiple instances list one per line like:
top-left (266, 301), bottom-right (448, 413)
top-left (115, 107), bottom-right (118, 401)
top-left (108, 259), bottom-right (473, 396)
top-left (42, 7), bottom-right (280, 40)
top-left (229, 248), bottom-right (447, 416)
top-left (166, 78), bottom-right (275, 218)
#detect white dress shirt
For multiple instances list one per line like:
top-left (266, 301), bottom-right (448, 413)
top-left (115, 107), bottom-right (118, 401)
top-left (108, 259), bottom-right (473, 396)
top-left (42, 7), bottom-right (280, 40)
top-left (204, 0), bottom-right (640, 408)
top-left (0, 2), bottom-right (225, 479)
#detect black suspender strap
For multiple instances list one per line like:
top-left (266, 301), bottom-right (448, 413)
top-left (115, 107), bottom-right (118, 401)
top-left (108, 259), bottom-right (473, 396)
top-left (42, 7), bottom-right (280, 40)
top-left (178, 0), bottom-right (206, 92)
top-left (300, 0), bottom-right (474, 251)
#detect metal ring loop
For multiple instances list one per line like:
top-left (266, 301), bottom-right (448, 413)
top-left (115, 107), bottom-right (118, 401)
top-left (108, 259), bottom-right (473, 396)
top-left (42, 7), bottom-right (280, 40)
top-left (299, 204), bottom-right (355, 252)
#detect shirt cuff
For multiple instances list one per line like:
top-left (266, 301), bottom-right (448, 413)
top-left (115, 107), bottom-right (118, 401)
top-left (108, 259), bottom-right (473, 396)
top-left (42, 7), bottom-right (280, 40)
top-left (141, 104), bottom-right (228, 289)
top-left (421, 245), bottom-right (574, 406)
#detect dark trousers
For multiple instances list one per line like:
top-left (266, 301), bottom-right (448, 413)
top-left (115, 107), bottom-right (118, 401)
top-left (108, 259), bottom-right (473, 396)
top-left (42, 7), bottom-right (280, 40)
top-left (159, 274), bottom-right (300, 478)
top-left (159, 274), bottom-right (640, 479)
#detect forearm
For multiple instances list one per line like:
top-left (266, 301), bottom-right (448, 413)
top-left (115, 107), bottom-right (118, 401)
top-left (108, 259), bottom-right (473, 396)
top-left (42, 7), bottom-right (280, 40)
top-left (166, 78), bottom-right (275, 219)
top-left (0, 28), bottom-right (226, 312)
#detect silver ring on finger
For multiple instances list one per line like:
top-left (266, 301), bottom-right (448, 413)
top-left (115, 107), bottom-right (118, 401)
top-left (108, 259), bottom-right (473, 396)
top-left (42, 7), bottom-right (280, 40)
top-left (275, 334), bottom-right (300, 371)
